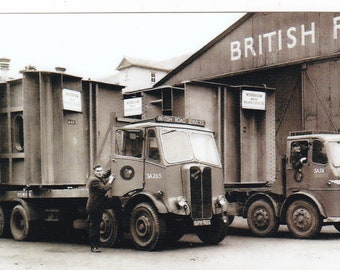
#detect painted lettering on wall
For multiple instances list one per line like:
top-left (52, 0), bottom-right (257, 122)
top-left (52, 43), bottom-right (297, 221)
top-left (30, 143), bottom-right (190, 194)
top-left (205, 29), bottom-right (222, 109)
top-left (230, 16), bottom-right (340, 61)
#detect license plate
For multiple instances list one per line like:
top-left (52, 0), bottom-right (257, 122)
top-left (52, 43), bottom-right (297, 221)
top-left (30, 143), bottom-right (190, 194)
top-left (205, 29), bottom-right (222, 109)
top-left (193, 219), bottom-right (211, 226)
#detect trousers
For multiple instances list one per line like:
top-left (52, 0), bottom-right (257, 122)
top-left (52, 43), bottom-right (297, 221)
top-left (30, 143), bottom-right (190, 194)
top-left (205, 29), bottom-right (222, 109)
top-left (88, 211), bottom-right (103, 248)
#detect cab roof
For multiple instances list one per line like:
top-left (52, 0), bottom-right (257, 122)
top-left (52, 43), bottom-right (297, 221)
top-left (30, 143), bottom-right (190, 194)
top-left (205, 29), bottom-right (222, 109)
top-left (120, 121), bottom-right (214, 133)
top-left (288, 130), bottom-right (340, 141)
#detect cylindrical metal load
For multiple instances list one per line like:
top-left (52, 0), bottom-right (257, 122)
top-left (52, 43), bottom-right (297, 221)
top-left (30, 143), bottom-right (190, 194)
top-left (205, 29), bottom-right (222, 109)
top-left (0, 71), bottom-right (123, 186)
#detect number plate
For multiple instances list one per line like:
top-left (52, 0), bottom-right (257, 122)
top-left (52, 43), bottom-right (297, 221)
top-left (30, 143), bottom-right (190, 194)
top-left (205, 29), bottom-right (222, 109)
top-left (193, 219), bottom-right (211, 226)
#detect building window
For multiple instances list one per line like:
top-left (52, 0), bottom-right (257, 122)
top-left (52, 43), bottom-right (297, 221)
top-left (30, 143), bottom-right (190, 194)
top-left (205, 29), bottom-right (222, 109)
top-left (151, 72), bottom-right (156, 83)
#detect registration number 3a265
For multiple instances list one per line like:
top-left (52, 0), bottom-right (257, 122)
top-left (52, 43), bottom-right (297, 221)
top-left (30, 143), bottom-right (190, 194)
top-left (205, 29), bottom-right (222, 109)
top-left (146, 173), bottom-right (162, 179)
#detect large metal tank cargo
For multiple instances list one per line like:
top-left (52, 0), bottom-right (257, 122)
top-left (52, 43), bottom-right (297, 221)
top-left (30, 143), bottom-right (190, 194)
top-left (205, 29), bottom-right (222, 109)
top-left (0, 70), bottom-right (123, 186)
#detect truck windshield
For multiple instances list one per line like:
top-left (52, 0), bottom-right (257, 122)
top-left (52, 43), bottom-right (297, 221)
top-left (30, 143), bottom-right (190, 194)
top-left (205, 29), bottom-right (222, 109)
top-left (328, 141), bottom-right (340, 167)
top-left (160, 128), bottom-right (220, 166)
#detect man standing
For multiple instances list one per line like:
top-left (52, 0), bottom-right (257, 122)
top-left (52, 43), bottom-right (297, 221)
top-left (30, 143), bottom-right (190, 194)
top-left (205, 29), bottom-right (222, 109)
top-left (86, 165), bottom-right (114, 252)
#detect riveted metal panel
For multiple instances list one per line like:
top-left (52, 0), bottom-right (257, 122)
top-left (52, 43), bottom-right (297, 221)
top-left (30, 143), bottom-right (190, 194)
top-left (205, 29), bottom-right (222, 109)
top-left (265, 90), bottom-right (276, 183)
top-left (184, 83), bottom-right (219, 132)
top-left (239, 88), bottom-right (276, 183)
top-left (0, 72), bottom-right (123, 187)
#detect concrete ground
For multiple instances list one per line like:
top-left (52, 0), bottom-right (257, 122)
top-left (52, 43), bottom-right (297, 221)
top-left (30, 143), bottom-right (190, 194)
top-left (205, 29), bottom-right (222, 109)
top-left (1, 217), bottom-right (340, 270)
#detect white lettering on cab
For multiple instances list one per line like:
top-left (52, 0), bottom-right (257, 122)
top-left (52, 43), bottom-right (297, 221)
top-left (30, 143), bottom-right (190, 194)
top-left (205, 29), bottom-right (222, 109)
top-left (314, 168), bottom-right (325, 174)
top-left (146, 173), bottom-right (162, 180)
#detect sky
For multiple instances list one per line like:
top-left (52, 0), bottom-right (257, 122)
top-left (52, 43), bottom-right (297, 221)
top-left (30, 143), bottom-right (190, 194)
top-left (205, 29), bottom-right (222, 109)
top-left (1, 0), bottom-right (338, 81)
top-left (0, 12), bottom-right (244, 80)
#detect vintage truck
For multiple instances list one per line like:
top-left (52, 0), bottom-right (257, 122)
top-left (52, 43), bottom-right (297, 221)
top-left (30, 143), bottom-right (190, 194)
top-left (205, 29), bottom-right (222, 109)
top-left (0, 70), bottom-right (227, 251)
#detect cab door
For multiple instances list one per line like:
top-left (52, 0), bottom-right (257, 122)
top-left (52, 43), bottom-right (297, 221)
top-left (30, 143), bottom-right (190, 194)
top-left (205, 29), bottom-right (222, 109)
top-left (309, 139), bottom-right (340, 217)
top-left (110, 129), bottom-right (144, 196)
top-left (285, 140), bottom-right (310, 195)
top-left (144, 128), bottom-right (165, 192)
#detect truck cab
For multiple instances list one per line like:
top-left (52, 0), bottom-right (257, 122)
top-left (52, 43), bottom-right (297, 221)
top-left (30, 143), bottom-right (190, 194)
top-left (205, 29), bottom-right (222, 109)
top-left (109, 115), bottom-right (228, 250)
top-left (284, 131), bottom-right (340, 236)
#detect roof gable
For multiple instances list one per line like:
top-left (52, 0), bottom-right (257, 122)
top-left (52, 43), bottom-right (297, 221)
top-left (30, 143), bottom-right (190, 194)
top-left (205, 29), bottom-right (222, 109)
top-left (116, 55), bottom-right (190, 72)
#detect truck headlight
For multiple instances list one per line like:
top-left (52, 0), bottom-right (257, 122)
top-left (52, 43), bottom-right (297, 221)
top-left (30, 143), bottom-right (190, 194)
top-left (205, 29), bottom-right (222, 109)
top-left (176, 196), bottom-right (188, 208)
top-left (217, 195), bottom-right (227, 206)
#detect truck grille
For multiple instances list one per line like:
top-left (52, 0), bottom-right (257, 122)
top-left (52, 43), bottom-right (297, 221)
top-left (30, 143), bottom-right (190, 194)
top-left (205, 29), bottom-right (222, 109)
top-left (190, 166), bottom-right (212, 219)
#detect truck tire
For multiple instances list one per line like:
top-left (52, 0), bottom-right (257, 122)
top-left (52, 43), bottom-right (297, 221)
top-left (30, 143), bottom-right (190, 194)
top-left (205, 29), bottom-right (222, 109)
top-left (100, 209), bottom-right (122, 247)
top-left (0, 206), bottom-right (10, 238)
top-left (165, 220), bottom-right (185, 243)
top-left (247, 200), bottom-right (279, 237)
top-left (228, 215), bottom-right (235, 225)
top-left (10, 204), bottom-right (34, 241)
top-left (195, 215), bottom-right (227, 244)
top-left (129, 202), bottom-right (166, 251)
top-left (286, 200), bottom-right (322, 239)
top-left (333, 223), bottom-right (340, 232)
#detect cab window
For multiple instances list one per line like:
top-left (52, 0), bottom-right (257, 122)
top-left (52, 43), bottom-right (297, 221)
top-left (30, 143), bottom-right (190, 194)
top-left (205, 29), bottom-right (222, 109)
top-left (312, 140), bottom-right (328, 164)
top-left (146, 129), bottom-right (160, 163)
top-left (290, 140), bottom-right (309, 170)
top-left (115, 130), bottom-right (143, 158)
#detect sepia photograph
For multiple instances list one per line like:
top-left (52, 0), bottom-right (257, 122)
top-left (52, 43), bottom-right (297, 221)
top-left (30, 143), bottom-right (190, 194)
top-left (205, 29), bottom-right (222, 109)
top-left (0, 0), bottom-right (340, 269)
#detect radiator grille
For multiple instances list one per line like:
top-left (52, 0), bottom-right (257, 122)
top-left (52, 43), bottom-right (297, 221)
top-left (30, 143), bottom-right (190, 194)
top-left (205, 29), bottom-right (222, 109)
top-left (190, 166), bottom-right (212, 219)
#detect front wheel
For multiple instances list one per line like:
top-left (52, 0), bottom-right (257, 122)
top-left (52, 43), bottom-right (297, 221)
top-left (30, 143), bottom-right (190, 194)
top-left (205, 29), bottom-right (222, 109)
top-left (100, 209), bottom-right (122, 247)
top-left (286, 200), bottom-right (322, 239)
top-left (195, 215), bottom-right (227, 245)
top-left (247, 200), bottom-right (279, 237)
top-left (130, 203), bottom-right (166, 251)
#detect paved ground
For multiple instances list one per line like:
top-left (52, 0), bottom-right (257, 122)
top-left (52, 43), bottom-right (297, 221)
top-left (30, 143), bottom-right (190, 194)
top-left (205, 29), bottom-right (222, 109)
top-left (1, 218), bottom-right (340, 270)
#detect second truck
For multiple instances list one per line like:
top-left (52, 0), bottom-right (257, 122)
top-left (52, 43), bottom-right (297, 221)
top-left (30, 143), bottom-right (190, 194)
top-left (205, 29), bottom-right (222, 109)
top-left (220, 86), bottom-right (340, 239)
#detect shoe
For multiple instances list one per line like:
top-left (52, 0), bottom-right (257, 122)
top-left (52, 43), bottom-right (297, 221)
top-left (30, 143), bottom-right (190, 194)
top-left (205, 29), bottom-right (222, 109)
top-left (91, 247), bottom-right (101, 253)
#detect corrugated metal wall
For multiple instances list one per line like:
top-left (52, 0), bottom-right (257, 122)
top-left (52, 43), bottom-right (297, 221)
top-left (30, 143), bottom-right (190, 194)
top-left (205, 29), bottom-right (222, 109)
top-left (303, 58), bottom-right (340, 131)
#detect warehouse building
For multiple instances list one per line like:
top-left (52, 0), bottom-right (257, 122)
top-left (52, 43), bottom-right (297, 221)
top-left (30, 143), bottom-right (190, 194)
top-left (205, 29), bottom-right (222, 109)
top-left (123, 12), bottom-right (340, 179)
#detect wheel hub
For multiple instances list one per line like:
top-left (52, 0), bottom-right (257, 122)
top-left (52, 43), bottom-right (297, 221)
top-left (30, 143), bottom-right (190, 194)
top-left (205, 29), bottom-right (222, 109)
top-left (293, 208), bottom-right (311, 230)
top-left (135, 215), bottom-right (151, 237)
top-left (253, 209), bottom-right (269, 228)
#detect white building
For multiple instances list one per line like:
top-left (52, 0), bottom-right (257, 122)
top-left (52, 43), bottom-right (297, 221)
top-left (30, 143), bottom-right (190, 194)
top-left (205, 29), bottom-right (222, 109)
top-left (114, 55), bottom-right (189, 93)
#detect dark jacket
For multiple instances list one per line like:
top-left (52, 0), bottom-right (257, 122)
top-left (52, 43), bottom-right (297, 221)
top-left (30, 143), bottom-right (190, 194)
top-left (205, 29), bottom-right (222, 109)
top-left (291, 152), bottom-right (304, 170)
top-left (86, 172), bottom-right (112, 214)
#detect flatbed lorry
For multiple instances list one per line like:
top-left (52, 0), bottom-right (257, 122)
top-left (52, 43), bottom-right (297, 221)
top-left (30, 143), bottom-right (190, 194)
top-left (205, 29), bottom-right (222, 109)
top-left (223, 91), bottom-right (340, 238)
top-left (0, 70), bottom-right (227, 251)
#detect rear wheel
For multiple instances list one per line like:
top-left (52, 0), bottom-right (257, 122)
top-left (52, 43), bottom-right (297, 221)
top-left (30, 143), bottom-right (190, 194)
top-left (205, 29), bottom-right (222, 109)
top-left (247, 200), bottom-right (279, 237)
top-left (286, 200), bottom-right (322, 239)
top-left (195, 215), bottom-right (227, 244)
top-left (10, 204), bottom-right (35, 241)
top-left (130, 202), bottom-right (166, 251)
